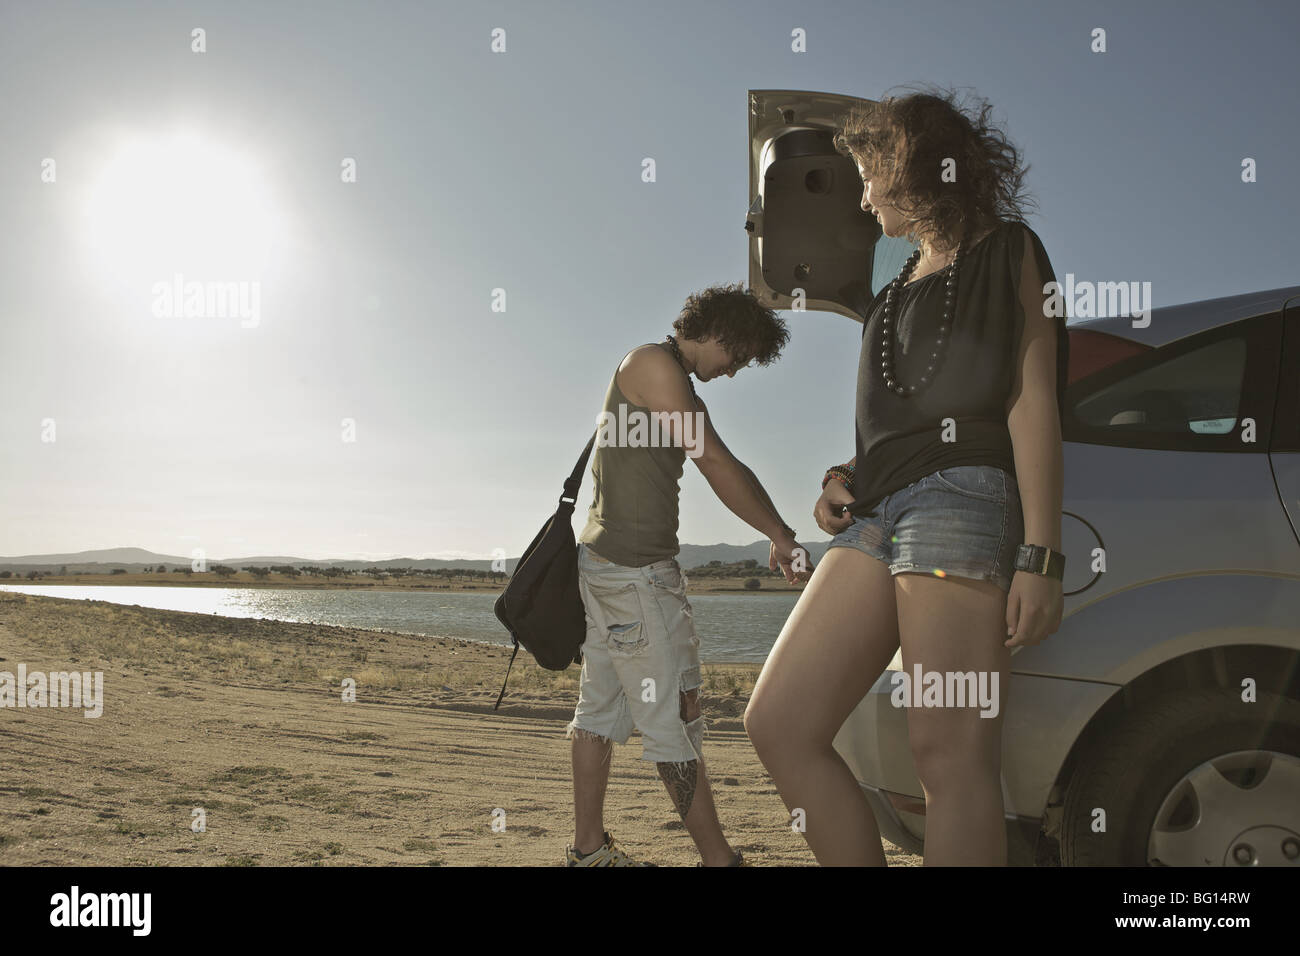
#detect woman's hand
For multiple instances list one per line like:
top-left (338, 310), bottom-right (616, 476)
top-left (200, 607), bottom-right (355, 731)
top-left (1004, 571), bottom-right (1063, 647)
top-left (814, 479), bottom-right (855, 536)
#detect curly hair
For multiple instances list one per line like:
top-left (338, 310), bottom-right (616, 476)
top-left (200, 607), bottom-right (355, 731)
top-left (833, 83), bottom-right (1036, 253)
top-left (671, 283), bottom-right (790, 367)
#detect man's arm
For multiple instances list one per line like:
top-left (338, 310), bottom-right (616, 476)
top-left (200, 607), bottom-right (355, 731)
top-left (621, 347), bottom-right (791, 541)
top-left (691, 396), bottom-right (795, 540)
top-left (740, 460), bottom-right (792, 534)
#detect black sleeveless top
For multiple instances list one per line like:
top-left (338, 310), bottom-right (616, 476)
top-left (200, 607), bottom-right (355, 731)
top-left (848, 219), bottom-right (1068, 517)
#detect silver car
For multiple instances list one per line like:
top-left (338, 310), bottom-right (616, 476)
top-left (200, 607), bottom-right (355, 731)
top-left (746, 88), bottom-right (1300, 866)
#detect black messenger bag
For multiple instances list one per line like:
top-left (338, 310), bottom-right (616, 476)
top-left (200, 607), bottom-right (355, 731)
top-left (492, 432), bottom-right (596, 709)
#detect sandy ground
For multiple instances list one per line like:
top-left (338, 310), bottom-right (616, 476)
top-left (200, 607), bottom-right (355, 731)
top-left (0, 591), bottom-right (919, 866)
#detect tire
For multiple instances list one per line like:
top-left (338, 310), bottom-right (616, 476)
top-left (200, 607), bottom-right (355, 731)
top-left (1059, 688), bottom-right (1300, 866)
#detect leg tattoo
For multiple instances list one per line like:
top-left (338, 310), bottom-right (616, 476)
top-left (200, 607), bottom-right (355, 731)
top-left (657, 759), bottom-right (699, 819)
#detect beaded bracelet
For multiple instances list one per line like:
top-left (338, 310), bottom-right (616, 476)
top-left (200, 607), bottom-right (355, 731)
top-left (822, 464), bottom-right (855, 491)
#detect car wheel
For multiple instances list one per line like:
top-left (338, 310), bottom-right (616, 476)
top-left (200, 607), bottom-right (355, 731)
top-left (1059, 688), bottom-right (1300, 866)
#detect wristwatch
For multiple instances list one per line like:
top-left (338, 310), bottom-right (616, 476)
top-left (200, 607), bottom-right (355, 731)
top-left (1014, 544), bottom-right (1065, 580)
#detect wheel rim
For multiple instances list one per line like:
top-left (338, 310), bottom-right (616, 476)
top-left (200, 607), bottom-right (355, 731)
top-left (1147, 749), bottom-right (1300, 866)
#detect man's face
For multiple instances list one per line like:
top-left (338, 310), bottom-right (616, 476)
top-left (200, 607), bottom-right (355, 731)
top-left (695, 337), bottom-right (752, 383)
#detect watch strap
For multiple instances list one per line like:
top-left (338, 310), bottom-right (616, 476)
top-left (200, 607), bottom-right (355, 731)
top-left (1014, 544), bottom-right (1065, 580)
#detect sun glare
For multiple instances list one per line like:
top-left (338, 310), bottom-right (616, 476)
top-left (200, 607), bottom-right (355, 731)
top-left (81, 130), bottom-right (286, 287)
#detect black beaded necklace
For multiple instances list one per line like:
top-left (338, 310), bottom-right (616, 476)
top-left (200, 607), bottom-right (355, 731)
top-left (880, 238), bottom-right (963, 397)
top-left (663, 335), bottom-right (697, 396)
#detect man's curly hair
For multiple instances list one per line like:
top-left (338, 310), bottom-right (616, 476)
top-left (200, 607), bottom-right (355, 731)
top-left (833, 84), bottom-right (1037, 253)
top-left (671, 283), bottom-right (790, 366)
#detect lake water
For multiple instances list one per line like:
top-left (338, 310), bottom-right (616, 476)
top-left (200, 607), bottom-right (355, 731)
top-left (0, 584), bottom-right (799, 664)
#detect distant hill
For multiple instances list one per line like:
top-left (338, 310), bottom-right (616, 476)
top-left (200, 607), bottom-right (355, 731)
top-left (0, 540), bottom-right (832, 575)
top-left (676, 541), bottom-right (830, 569)
top-left (0, 547), bottom-right (193, 566)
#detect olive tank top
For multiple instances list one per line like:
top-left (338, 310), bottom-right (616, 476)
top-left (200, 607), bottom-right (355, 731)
top-left (578, 348), bottom-right (687, 566)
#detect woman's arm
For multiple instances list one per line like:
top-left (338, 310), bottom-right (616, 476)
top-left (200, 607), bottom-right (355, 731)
top-left (1005, 229), bottom-right (1062, 552)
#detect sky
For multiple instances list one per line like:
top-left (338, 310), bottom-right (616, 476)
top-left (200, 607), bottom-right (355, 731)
top-left (1, 0), bottom-right (1297, 561)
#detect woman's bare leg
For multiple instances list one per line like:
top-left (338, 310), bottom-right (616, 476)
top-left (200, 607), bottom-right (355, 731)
top-left (744, 547), bottom-right (901, 865)
top-left (894, 572), bottom-right (1011, 865)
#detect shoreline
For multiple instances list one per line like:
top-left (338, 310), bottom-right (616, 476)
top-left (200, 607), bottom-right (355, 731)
top-left (0, 575), bottom-right (806, 595)
top-left (0, 586), bottom-right (775, 667)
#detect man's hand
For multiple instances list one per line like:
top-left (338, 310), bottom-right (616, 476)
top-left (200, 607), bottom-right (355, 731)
top-left (814, 479), bottom-right (855, 536)
top-left (769, 532), bottom-right (812, 584)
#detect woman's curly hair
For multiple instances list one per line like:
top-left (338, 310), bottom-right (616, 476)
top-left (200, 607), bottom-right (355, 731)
top-left (672, 283), bottom-right (790, 366)
top-left (833, 84), bottom-right (1037, 252)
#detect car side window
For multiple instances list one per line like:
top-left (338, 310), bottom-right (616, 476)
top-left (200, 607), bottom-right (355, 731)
top-left (1074, 337), bottom-right (1247, 436)
top-left (1064, 312), bottom-right (1282, 452)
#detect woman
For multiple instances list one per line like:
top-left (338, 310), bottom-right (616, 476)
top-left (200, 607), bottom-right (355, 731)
top-left (745, 86), bottom-right (1068, 866)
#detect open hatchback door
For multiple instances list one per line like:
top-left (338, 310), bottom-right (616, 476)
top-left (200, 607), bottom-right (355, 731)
top-left (747, 89), bottom-right (911, 323)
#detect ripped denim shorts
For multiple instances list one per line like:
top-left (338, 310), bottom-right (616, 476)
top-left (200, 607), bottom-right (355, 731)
top-left (565, 543), bottom-right (705, 763)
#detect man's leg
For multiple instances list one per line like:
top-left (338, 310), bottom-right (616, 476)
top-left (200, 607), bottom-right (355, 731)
top-left (572, 727), bottom-right (614, 855)
top-left (568, 564), bottom-right (636, 857)
top-left (627, 561), bottom-right (736, 865)
top-left (656, 687), bottom-right (736, 866)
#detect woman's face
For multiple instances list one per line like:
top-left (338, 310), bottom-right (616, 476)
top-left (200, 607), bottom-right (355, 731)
top-left (855, 158), bottom-right (905, 238)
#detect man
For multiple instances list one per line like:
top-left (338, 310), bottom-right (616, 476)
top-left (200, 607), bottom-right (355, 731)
top-left (565, 283), bottom-right (809, 867)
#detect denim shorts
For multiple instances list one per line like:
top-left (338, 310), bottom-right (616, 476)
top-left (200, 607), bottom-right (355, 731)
top-left (564, 543), bottom-right (705, 763)
top-left (828, 465), bottom-right (1024, 593)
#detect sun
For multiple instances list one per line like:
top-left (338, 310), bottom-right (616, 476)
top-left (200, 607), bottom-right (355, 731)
top-left (80, 129), bottom-right (286, 288)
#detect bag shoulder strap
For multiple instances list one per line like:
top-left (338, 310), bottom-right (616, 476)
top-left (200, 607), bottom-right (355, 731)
top-left (561, 432), bottom-right (597, 504)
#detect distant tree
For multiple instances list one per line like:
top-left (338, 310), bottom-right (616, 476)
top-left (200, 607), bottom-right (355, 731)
top-left (0, 571), bottom-right (11, 579)
top-left (212, 565), bottom-right (237, 578)
top-left (271, 565), bottom-right (300, 577)
top-left (247, 567), bottom-right (271, 580)
top-left (744, 577), bottom-right (761, 590)
top-left (111, 568), bottom-right (127, 575)
top-left (59, 565), bottom-right (69, 575)
top-left (25, 570), bottom-right (41, 580)
top-left (742, 559), bottom-right (758, 569)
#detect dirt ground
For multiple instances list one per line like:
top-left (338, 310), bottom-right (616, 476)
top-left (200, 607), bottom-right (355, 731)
top-left (0, 591), bottom-right (919, 866)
